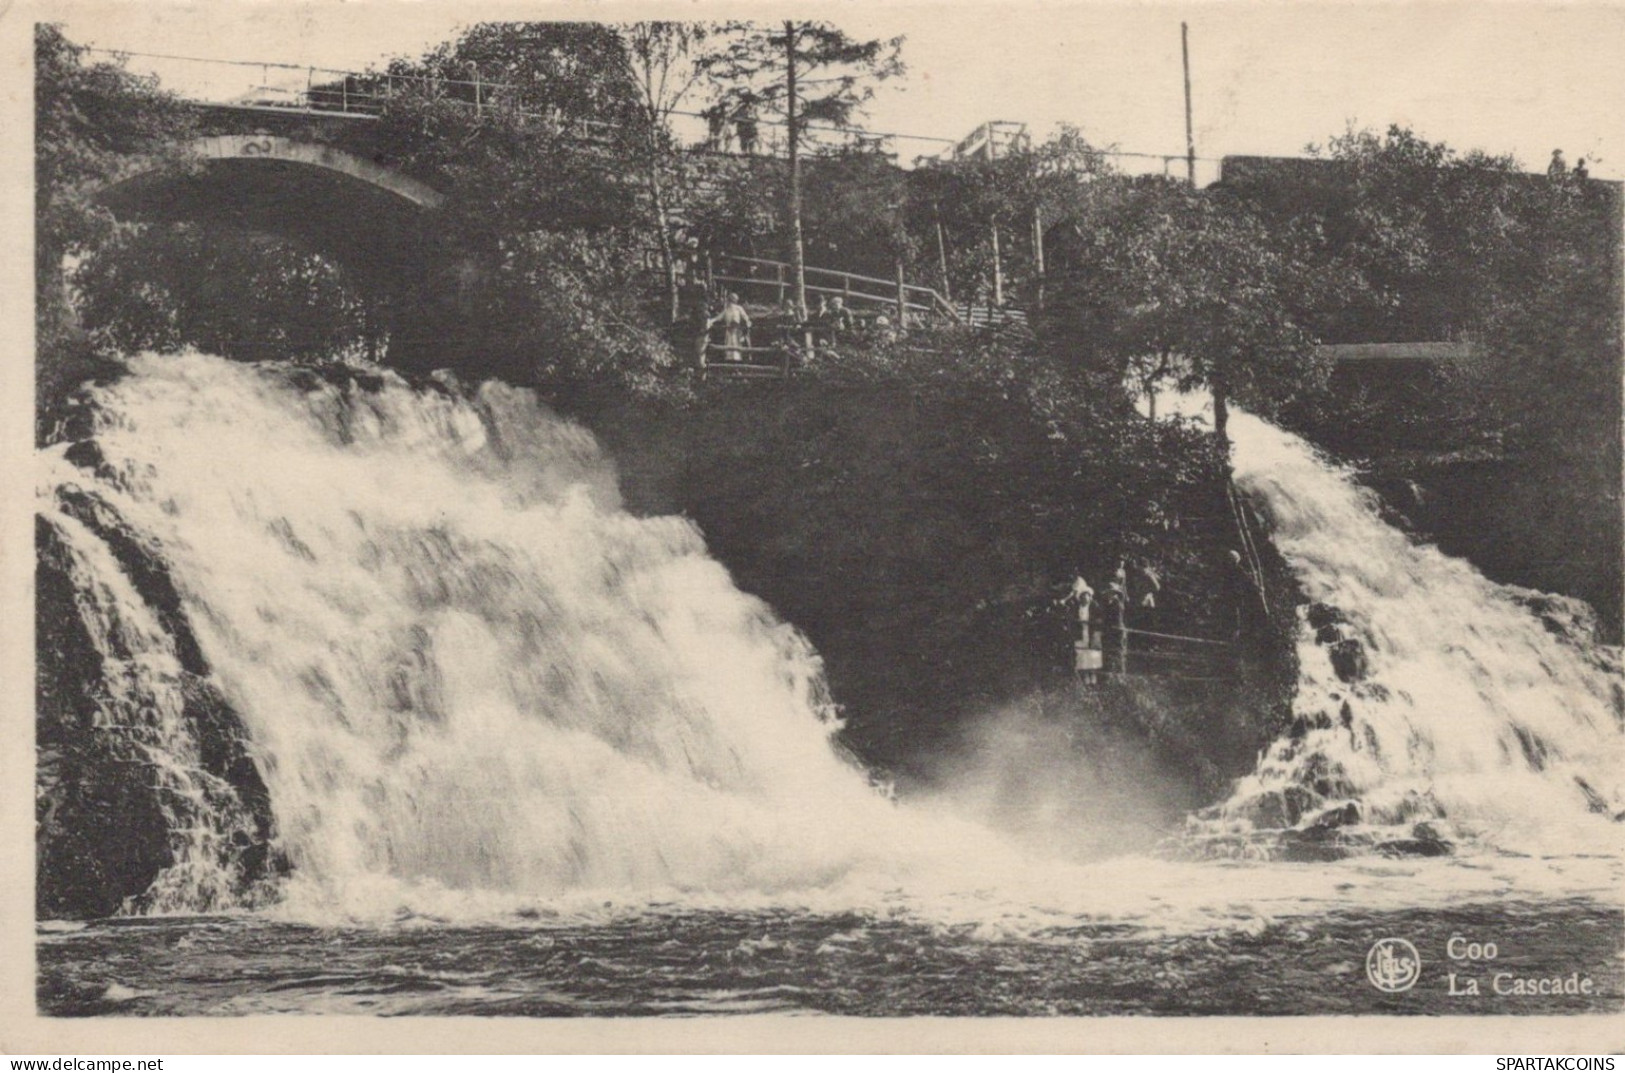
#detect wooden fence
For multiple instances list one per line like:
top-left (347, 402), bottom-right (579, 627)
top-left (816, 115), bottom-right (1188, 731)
top-left (707, 253), bottom-right (959, 323)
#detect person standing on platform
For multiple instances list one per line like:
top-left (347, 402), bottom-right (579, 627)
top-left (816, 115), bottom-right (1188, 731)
top-left (709, 293), bottom-right (752, 362)
top-left (1067, 575), bottom-right (1099, 684)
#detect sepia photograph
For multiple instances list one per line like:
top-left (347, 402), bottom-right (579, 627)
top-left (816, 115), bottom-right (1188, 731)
top-left (12, 0), bottom-right (1624, 1050)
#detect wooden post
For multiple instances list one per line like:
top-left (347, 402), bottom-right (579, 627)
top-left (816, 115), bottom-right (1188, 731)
top-left (1115, 594), bottom-right (1129, 676)
top-left (987, 122), bottom-right (1004, 308)
top-left (1032, 206), bottom-right (1046, 310)
top-left (1182, 23), bottom-right (1196, 186)
top-left (895, 259), bottom-right (907, 325)
top-left (776, 262), bottom-right (786, 307)
top-left (991, 224), bottom-right (1004, 308)
top-left (934, 207), bottom-right (953, 303)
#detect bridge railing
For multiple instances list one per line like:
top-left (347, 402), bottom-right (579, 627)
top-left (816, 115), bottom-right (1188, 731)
top-left (86, 49), bottom-right (621, 142)
top-left (89, 48), bottom-right (1229, 180)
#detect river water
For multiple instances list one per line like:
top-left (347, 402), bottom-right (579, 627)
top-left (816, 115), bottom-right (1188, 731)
top-left (36, 354), bottom-right (1623, 1017)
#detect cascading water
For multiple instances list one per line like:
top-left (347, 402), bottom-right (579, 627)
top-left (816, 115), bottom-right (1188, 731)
top-left (38, 352), bottom-right (960, 919)
top-left (36, 356), bottom-right (1625, 1015)
top-left (37, 355), bottom-right (1622, 935)
top-left (1210, 408), bottom-right (1624, 853)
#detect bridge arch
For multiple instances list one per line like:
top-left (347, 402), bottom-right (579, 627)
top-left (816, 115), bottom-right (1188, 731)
top-left (102, 134), bottom-right (444, 215)
top-left (185, 135), bottom-right (443, 209)
top-left (95, 135), bottom-right (465, 366)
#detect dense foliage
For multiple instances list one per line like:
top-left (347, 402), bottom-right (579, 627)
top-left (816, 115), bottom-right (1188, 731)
top-left (1039, 175), bottom-right (1325, 442)
top-left (35, 24), bottom-right (197, 436)
top-left (75, 224), bottom-right (373, 363)
top-left (582, 329), bottom-right (1285, 782)
top-left (38, 16), bottom-right (1621, 800)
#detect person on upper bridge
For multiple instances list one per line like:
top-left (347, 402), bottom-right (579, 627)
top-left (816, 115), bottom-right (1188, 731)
top-left (709, 293), bottom-right (752, 362)
top-left (736, 107), bottom-right (760, 155)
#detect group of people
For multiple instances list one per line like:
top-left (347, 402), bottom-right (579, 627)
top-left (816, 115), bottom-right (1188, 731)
top-left (682, 278), bottom-right (883, 368)
top-left (702, 102), bottom-right (761, 156)
top-left (1059, 552), bottom-right (1266, 682)
top-left (1548, 149), bottom-right (1591, 180)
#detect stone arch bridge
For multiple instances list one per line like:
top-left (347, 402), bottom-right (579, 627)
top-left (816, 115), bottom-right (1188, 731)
top-left (98, 132), bottom-right (474, 368)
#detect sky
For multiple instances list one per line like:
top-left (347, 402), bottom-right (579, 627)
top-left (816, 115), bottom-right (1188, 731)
top-left (51, 1), bottom-right (1625, 181)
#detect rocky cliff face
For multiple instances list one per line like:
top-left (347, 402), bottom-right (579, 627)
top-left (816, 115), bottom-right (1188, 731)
top-left (576, 382), bottom-right (1297, 787)
top-left (37, 464), bottom-right (281, 920)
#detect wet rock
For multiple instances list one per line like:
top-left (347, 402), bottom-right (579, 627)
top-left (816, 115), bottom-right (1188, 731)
top-left (1275, 833), bottom-right (1354, 862)
top-left (1305, 603), bottom-right (1347, 633)
top-left (1231, 785), bottom-right (1320, 830)
top-left (1298, 754), bottom-right (1357, 801)
top-left (1315, 621), bottom-right (1353, 645)
top-left (1306, 801), bottom-right (1362, 830)
top-left (1327, 638), bottom-right (1368, 683)
top-left (54, 488), bottom-right (209, 676)
top-left (62, 440), bottom-right (124, 489)
top-left (36, 513), bottom-right (279, 919)
top-left (1375, 836), bottom-right (1453, 858)
top-left (1503, 585), bottom-right (1601, 646)
top-left (1574, 776), bottom-right (1611, 815)
top-left (1513, 725), bottom-right (1550, 771)
top-left (37, 517), bottom-right (173, 919)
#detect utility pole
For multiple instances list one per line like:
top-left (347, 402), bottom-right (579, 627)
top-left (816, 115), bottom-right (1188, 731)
top-left (1181, 22), bottom-right (1196, 186)
top-left (785, 21), bottom-right (808, 319)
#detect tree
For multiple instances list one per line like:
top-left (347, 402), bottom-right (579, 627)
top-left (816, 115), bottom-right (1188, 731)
top-left (365, 26), bottom-right (642, 244)
top-left (704, 22), bottom-right (905, 316)
top-left (1300, 124), bottom-right (1526, 343)
top-left (1040, 177), bottom-right (1323, 448)
top-left (612, 22), bottom-right (727, 324)
top-left (1224, 124), bottom-right (1620, 461)
top-left (35, 24), bottom-right (196, 432)
top-left (917, 124), bottom-right (1112, 308)
top-left (383, 21), bottom-right (641, 124)
top-left (74, 224), bottom-right (372, 363)
top-left (801, 145), bottom-right (913, 283)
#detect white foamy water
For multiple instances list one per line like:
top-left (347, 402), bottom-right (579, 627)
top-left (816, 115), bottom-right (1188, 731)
top-left (38, 356), bottom-right (1621, 934)
top-left (1215, 405), bottom-right (1624, 854)
top-left (42, 354), bottom-right (1017, 919)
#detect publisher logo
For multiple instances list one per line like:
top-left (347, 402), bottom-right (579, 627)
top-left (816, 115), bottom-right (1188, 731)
top-left (1366, 938), bottom-right (1421, 992)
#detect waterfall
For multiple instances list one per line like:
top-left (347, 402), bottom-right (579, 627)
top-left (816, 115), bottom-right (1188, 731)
top-left (39, 352), bottom-right (920, 917)
top-left (38, 355), bottom-right (1621, 923)
top-left (1214, 409), bottom-right (1624, 852)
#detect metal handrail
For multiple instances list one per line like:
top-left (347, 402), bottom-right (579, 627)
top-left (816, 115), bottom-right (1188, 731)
top-left (711, 253), bottom-right (958, 321)
top-left (710, 275), bottom-right (937, 314)
top-left (1119, 626), bottom-right (1233, 648)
